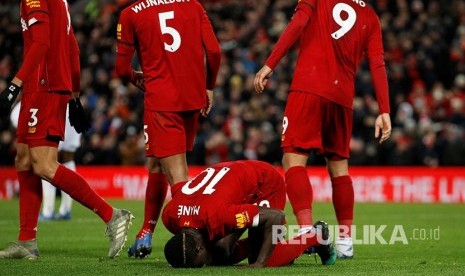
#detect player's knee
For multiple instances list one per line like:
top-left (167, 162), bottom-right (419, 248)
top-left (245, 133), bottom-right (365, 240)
top-left (147, 157), bottom-right (163, 173)
top-left (327, 159), bottom-right (349, 178)
top-left (30, 160), bottom-right (56, 180)
top-left (163, 167), bottom-right (188, 184)
top-left (31, 163), bottom-right (47, 179)
top-left (15, 151), bottom-right (31, 171)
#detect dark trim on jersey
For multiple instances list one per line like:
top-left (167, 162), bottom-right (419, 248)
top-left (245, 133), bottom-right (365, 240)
top-left (117, 39), bottom-right (135, 46)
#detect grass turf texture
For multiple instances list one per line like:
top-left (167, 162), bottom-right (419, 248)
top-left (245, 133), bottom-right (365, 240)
top-left (0, 200), bottom-right (463, 275)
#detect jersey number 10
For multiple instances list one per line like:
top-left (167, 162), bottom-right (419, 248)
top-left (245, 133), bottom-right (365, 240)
top-left (331, 3), bottom-right (357, 40)
top-left (181, 167), bottom-right (231, 195)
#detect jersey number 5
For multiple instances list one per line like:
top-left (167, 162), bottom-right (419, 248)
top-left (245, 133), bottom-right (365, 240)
top-left (181, 167), bottom-right (231, 195)
top-left (159, 11), bottom-right (181, 52)
top-left (331, 3), bottom-right (357, 39)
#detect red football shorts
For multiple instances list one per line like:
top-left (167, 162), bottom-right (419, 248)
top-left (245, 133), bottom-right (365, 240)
top-left (17, 91), bottom-right (69, 148)
top-left (281, 91), bottom-right (353, 160)
top-left (144, 110), bottom-right (200, 158)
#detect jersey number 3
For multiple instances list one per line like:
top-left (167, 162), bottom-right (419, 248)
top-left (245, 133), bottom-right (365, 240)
top-left (331, 3), bottom-right (357, 40)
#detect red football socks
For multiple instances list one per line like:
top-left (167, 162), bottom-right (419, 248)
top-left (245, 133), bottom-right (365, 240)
top-left (285, 166), bottom-right (313, 227)
top-left (266, 230), bottom-right (319, 267)
top-left (51, 165), bottom-right (113, 223)
top-left (137, 173), bottom-right (169, 238)
top-left (18, 170), bottom-right (42, 241)
top-left (332, 175), bottom-right (354, 237)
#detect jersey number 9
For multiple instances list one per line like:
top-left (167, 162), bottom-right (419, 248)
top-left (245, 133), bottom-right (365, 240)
top-left (331, 3), bottom-right (357, 40)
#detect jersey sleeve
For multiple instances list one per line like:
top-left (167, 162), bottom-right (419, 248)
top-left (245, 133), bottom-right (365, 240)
top-left (207, 204), bottom-right (259, 239)
top-left (366, 16), bottom-right (390, 114)
top-left (296, 0), bottom-right (316, 17)
top-left (69, 28), bottom-right (80, 93)
top-left (115, 9), bottom-right (136, 80)
top-left (22, 0), bottom-right (49, 26)
top-left (116, 10), bottom-right (135, 56)
top-left (265, 2), bottom-right (314, 69)
top-left (161, 202), bottom-right (181, 235)
top-left (198, 3), bottom-right (221, 90)
top-left (15, 19), bottom-right (50, 82)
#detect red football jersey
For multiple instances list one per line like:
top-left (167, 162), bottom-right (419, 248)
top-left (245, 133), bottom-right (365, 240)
top-left (162, 160), bottom-right (285, 241)
top-left (19, 0), bottom-right (75, 93)
top-left (266, 0), bottom-right (389, 112)
top-left (116, 0), bottom-right (221, 112)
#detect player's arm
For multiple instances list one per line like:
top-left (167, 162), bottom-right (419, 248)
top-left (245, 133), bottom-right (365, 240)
top-left (199, 3), bottom-right (221, 117)
top-left (366, 17), bottom-right (391, 144)
top-left (115, 12), bottom-right (144, 91)
top-left (247, 207), bottom-right (285, 268)
top-left (69, 27), bottom-right (80, 99)
top-left (254, 1), bottom-right (314, 93)
top-left (208, 230), bottom-right (246, 266)
top-left (67, 26), bottom-right (90, 134)
top-left (0, 16), bottom-right (50, 115)
top-left (15, 21), bottom-right (50, 86)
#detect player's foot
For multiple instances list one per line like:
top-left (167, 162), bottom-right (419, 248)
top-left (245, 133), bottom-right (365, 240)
top-left (0, 240), bottom-right (39, 260)
top-left (54, 212), bottom-right (71, 220)
top-left (38, 214), bottom-right (55, 222)
top-left (336, 237), bottom-right (353, 259)
top-left (127, 231), bottom-right (153, 258)
top-left (105, 209), bottom-right (134, 258)
top-left (313, 221), bottom-right (337, 265)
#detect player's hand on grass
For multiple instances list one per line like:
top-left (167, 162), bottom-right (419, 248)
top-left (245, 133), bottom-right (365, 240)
top-left (130, 70), bottom-right (145, 91)
top-left (0, 79), bottom-right (22, 117)
top-left (244, 263), bottom-right (266, 268)
top-left (254, 65), bottom-right (273, 93)
top-left (375, 113), bottom-right (391, 144)
top-left (69, 97), bottom-right (91, 134)
top-left (201, 89), bottom-right (213, 117)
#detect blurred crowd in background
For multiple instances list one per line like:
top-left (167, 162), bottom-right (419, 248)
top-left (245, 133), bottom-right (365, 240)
top-left (1, 0), bottom-right (464, 167)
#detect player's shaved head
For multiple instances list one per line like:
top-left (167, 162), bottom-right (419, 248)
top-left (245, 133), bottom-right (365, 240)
top-left (164, 232), bottom-right (204, 268)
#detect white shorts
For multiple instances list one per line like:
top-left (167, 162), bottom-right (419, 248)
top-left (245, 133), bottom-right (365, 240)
top-left (10, 101), bottom-right (81, 152)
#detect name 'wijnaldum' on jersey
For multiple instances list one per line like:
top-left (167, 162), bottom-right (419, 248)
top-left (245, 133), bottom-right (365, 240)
top-left (131, 0), bottom-right (191, 13)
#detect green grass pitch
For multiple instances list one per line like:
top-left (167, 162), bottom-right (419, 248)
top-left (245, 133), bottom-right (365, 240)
top-left (0, 200), bottom-right (463, 275)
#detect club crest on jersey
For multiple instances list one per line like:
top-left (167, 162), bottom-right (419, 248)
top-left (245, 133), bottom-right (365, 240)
top-left (25, 0), bottom-right (41, 8)
top-left (235, 211), bottom-right (250, 229)
top-left (21, 18), bottom-right (28, 31)
top-left (28, 127), bottom-right (36, 134)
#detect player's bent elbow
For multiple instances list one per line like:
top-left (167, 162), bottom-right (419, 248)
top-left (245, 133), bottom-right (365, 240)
top-left (268, 209), bottom-right (286, 225)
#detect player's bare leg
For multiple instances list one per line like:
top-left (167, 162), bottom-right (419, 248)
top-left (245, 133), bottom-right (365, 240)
top-left (128, 157), bottom-right (168, 258)
top-left (327, 158), bottom-right (354, 259)
top-left (29, 145), bottom-right (132, 258)
top-left (282, 152), bottom-right (313, 228)
top-left (128, 153), bottom-right (188, 258)
top-left (159, 152), bottom-right (189, 185)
